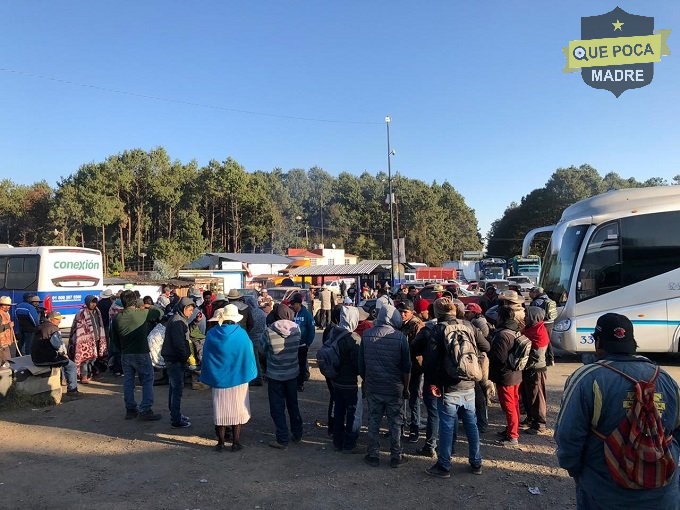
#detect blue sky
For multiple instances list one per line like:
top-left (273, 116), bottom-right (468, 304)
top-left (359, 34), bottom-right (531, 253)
top-left (1, 1), bottom-right (678, 238)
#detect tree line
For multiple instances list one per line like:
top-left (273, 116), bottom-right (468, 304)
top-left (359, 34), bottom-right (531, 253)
top-left (0, 147), bottom-right (483, 275)
top-left (485, 164), bottom-right (680, 258)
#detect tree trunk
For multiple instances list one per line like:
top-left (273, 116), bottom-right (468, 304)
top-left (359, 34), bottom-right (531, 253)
top-left (119, 222), bottom-right (125, 270)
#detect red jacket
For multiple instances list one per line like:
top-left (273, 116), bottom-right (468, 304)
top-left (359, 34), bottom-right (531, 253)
top-left (522, 321), bottom-right (549, 349)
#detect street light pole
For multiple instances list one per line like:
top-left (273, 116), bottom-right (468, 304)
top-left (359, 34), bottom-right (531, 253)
top-left (385, 115), bottom-right (395, 287)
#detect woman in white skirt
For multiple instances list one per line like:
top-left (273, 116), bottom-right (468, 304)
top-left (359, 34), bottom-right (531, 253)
top-left (200, 304), bottom-right (257, 451)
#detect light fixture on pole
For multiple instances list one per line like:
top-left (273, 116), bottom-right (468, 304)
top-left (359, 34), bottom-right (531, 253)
top-left (385, 115), bottom-right (395, 287)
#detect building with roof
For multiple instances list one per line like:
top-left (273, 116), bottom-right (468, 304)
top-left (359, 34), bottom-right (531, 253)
top-left (180, 252), bottom-right (293, 291)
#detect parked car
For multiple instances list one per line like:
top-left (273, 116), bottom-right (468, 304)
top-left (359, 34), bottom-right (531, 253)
top-left (506, 276), bottom-right (533, 293)
top-left (481, 279), bottom-right (511, 292)
top-left (266, 287), bottom-right (312, 306)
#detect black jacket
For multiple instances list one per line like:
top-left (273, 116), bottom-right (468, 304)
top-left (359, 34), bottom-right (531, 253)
top-left (161, 312), bottom-right (191, 364)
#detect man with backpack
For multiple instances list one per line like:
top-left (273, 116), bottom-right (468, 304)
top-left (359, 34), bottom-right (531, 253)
top-left (318, 306), bottom-right (362, 453)
top-left (424, 298), bottom-right (489, 479)
top-left (555, 313), bottom-right (680, 508)
top-left (489, 305), bottom-right (526, 447)
top-left (529, 287), bottom-right (557, 335)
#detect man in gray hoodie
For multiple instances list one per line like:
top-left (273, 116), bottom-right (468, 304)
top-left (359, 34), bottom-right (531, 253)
top-left (328, 306), bottom-right (362, 453)
top-left (359, 303), bottom-right (411, 468)
top-left (262, 303), bottom-right (303, 449)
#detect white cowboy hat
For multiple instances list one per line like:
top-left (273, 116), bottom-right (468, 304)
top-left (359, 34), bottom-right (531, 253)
top-left (208, 304), bottom-right (243, 325)
top-left (0, 296), bottom-right (14, 306)
top-left (100, 289), bottom-right (114, 298)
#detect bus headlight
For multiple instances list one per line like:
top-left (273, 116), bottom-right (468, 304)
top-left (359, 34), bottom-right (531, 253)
top-left (553, 319), bottom-right (572, 332)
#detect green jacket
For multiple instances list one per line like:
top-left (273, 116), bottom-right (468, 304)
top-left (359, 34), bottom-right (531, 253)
top-left (110, 307), bottom-right (162, 355)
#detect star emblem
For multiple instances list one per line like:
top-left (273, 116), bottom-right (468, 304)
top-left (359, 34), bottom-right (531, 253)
top-left (612, 19), bottom-right (624, 31)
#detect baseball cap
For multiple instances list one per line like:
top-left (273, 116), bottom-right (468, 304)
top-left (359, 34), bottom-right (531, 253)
top-left (464, 303), bottom-right (483, 314)
top-left (395, 300), bottom-right (414, 312)
top-left (288, 293), bottom-right (303, 305)
top-left (593, 313), bottom-right (637, 354)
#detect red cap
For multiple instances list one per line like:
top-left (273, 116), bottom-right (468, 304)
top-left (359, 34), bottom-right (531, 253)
top-left (415, 299), bottom-right (430, 313)
top-left (465, 303), bottom-right (483, 314)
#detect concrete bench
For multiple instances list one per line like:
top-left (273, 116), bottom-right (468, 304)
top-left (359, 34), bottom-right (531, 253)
top-left (3, 355), bottom-right (63, 404)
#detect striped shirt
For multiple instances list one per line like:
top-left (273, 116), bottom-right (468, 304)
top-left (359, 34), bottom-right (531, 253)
top-left (263, 320), bottom-right (300, 381)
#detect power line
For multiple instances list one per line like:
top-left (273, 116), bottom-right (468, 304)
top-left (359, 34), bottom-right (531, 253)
top-left (0, 67), bottom-right (382, 125)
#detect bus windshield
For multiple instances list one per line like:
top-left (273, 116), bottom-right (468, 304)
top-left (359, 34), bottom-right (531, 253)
top-left (541, 224), bottom-right (589, 305)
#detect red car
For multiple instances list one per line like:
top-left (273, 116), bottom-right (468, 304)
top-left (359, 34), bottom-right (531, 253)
top-left (416, 283), bottom-right (481, 306)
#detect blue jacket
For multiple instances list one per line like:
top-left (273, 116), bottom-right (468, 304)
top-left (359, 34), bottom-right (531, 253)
top-left (294, 305), bottom-right (316, 347)
top-left (358, 304), bottom-right (411, 398)
top-left (555, 354), bottom-right (680, 508)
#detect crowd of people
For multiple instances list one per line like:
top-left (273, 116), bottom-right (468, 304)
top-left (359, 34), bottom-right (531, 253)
top-left (4, 279), bottom-right (680, 508)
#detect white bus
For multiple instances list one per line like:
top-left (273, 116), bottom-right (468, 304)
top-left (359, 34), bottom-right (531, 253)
top-left (0, 246), bottom-right (104, 330)
top-left (522, 186), bottom-right (680, 353)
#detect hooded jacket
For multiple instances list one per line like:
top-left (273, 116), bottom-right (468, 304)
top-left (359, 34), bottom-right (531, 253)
top-left (358, 304), bottom-right (411, 397)
top-left (243, 295), bottom-right (267, 348)
top-left (523, 306), bottom-right (550, 371)
top-left (489, 318), bottom-right (523, 386)
top-left (329, 306), bottom-right (362, 390)
top-left (263, 318), bottom-right (301, 381)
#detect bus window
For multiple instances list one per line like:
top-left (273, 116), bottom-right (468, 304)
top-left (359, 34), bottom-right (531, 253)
top-left (621, 211), bottom-right (680, 286)
top-left (0, 257), bottom-right (6, 287)
top-left (577, 222), bottom-right (621, 301)
top-left (6, 256), bottom-right (39, 291)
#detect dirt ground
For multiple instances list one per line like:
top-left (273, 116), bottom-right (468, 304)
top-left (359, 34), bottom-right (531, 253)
top-left (1, 334), bottom-right (585, 510)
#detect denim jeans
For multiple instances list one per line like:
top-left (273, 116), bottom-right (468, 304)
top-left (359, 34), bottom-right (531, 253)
top-left (332, 386), bottom-right (358, 450)
top-left (267, 377), bottom-right (303, 444)
top-left (366, 392), bottom-right (403, 460)
top-left (297, 345), bottom-right (310, 386)
top-left (422, 388), bottom-right (439, 450)
top-left (122, 353), bottom-right (155, 412)
top-left (63, 359), bottom-right (78, 391)
top-left (436, 389), bottom-right (481, 471)
top-left (166, 361), bottom-right (185, 424)
top-left (20, 332), bottom-right (33, 356)
top-left (475, 382), bottom-right (488, 432)
top-left (408, 374), bottom-right (423, 437)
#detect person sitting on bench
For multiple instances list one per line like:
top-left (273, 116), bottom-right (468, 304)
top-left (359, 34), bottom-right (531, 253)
top-left (31, 311), bottom-right (80, 398)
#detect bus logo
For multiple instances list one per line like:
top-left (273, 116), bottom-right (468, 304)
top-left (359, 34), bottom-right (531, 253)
top-left (53, 260), bottom-right (101, 270)
top-left (563, 7), bottom-right (671, 96)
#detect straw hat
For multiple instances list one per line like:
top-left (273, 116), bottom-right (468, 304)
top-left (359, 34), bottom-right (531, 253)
top-left (208, 304), bottom-right (243, 325)
top-left (0, 296), bottom-right (13, 306)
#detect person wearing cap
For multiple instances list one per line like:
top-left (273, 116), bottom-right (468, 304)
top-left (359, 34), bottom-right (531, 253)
top-left (161, 296), bottom-right (196, 428)
top-left (489, 305), bottom-right (524, 447)
top-left (258, 288), bottom-right (272, 309)
top-left (69, 295), bottom-right (107, 384)
top-left (359, 303), bottom-right (411, 468)
top-left (14, 293), bottom-right (41, 355)
top-left (464, 302), bottom-right (493, 433)
top-left (110, 290), bottom-right (163, 421)
top-left (555, 313), bottom-right (680, 509)
top-left (0, 296), bottom-right (15, 364)
top-left (97, 288), bottom-right (115, 335)
top-left (478, 285), bottom-right (498, 313)
top-left (529, 287), bottom-right (557, 336)
top-left (200, 305), bottom-right (257, 452)
top-left (396, 299), bottom-right (425, 444)
top-left (31, 311), bottom-right (80, 397)
top-left (262, 303), bottom-right (303, 449)
top-left (423, 297), bottom-right (489, 479)
top-left (289, 292), bottom-right (315, 392)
